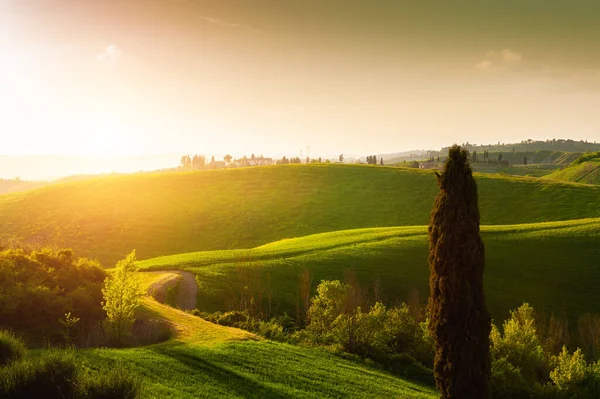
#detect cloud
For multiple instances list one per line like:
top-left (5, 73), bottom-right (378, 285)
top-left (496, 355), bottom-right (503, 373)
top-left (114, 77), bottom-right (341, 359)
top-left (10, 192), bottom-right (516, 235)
top-left (96, 45), bottom-right (122, 64)
top-left (475, 49), bottom-right (523, 70)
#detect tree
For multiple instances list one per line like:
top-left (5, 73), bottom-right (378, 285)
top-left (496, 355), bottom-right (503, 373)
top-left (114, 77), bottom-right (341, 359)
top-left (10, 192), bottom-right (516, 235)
top-left (524, 156), bottom-right (527, 166)
top-left (498, 153), bottom-right (503, 162)
top-left (224, 154), bottom-right (232, 163)
top-left (428, 145), bottom-right (491, 398)
top-left (101, 250), bottom-right (144, 346)
top-left (380, 157), bottom-right (384, 166)
top-left (339, 154), bottom-right (344, 162)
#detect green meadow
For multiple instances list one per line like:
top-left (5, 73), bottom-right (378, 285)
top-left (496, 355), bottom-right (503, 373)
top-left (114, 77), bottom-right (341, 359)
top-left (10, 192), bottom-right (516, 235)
top-left (1, 164), bottom-right (599, 266)
top-left (138, 218), bottom-right (600, 328)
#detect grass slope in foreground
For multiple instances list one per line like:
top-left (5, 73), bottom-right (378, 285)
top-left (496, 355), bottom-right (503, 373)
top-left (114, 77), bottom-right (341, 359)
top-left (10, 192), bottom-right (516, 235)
top-left (139, 218), bottom-right (600, 326)
top-left (1, 164), bottom-right (599, 265)
top-left (78, 274), bottom-right (436, 399)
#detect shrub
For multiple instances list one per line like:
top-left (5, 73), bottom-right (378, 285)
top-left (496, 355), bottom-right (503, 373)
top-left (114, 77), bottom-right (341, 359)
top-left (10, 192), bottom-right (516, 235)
top-left (0, 330), bottom-right (27, 366)
top-left (217, 311), bottom-right (249, 327)
top-left (491, 304), bottom-right (551, 383)
top-left (490, 357), bottom-right (534, 399)
top-left (0, 350), bottom-right (78, 399)
top-left (0, 248), bottom-right (106, 345)
top-left (386, 353), bottom-right (434, 385)
top-left (549, 347), bottom-right (600, 399)
top-left (78, 364), bottom-right (142, 399)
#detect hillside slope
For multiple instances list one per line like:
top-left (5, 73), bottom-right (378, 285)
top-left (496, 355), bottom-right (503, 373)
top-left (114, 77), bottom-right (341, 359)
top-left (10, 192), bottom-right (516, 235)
top-left (77, 272), bottom-right (437, 399)
top-left (138, 219), bottom-right (600, 326)
top-left (1, 164), bottom-right (599, 265)
top-left (544, 152), bottom-right (600, 185)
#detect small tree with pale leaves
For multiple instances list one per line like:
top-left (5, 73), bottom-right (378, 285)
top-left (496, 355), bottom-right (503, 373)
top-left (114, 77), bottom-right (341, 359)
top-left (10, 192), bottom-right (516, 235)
top-left (102, 250), bottom-right (144, 346)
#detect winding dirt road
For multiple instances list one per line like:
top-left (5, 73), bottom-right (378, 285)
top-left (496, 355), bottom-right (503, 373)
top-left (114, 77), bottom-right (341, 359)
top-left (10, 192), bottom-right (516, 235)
top-left (147, 271), bottom-right (198, 311)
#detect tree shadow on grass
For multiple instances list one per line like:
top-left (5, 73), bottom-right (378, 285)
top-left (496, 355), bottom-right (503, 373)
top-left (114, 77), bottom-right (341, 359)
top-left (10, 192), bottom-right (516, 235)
top-left (150, 345), bottom-right (288, 399)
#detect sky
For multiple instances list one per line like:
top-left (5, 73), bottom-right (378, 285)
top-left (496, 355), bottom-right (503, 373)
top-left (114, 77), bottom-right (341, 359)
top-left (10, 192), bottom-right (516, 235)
top-left (1, 0), bottom-right (600, 164)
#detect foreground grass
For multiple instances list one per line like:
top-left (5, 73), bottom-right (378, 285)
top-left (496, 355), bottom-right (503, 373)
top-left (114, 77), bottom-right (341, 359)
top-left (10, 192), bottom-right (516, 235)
top-left (79, 341), bottom-right (437, 399)
top-left (138, 219), bottom-right (600, 328)
top-left (1, 164), bottom-right (599, 265)
top-left (76, 273), bottom-right (437, 399)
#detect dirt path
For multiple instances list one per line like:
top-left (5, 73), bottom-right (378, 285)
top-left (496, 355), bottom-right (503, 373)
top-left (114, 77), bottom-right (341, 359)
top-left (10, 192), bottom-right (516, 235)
top-left (175, 271), bottom-right (198, 311)
top-left (146, 271), bottom-right (198, 311)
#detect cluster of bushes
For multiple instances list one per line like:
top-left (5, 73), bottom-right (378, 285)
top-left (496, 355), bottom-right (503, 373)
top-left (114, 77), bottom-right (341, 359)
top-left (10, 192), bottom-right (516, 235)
top-left (298, 281), bottom-right (434, 373)
top-left (0, 247), bottom-right (106, 345)
top-left (195, 310), bottom-right (295, 342)
top-left (197, 279), bottom-right (600, 398)
top-left (490, 304), bottom-right (600, 399)
top-left (0, 330), bottom-right (141, 399)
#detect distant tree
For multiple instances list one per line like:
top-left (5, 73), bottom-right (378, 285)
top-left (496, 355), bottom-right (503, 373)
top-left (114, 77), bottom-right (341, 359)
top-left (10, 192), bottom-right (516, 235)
top-left (380, 157), bottom-right (384, 166)
top-left (472, 150), bottom-right (477, 163)
top-left (211, 156), bottom-right (215, 164)
top-left (428, 145), bottom-right (491, 398)
top-left (101, 250), bottom-right (144, 346)
top-left (224, 154), bottom-right (232, 163)
top-left (251, 153), bottom-right (255, 160)
top-left (339, 154), bottom-right (344, 163)
top-left (524, 156), bottom-right (527, 166)
top-left (318, 157), bottom-right (322, 163)
top-left (498, 153), bottom-right (503, 162)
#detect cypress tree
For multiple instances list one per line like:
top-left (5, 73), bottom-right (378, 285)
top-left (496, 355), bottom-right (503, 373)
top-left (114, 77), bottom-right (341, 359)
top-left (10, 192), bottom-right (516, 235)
top-left (428, 145), bottom-right (491, 399)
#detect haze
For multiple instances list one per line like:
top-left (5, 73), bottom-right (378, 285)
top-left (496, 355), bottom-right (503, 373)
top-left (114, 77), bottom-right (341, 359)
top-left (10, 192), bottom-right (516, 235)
top-left (2, 1), bottom-right (600, 176)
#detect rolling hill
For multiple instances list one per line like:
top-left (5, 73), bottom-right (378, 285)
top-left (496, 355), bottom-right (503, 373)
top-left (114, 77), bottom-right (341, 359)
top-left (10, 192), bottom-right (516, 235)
top-left (544, 152), bottom-right (600, 185)
top-left (1, 164), bottom-right (599, 266)
top-left (138, 219), bottom-right (600, 328)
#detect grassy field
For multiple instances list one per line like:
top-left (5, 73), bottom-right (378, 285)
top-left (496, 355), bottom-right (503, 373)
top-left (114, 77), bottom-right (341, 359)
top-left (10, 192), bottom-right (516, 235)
top-left (75, 273), bottom-right (437, 399)
top-left (544, 161), bottom-right (600, 185)
top-left (138, 219), bottom-right (600, 328)
top-left (1, 164), bottom-right (599, 266)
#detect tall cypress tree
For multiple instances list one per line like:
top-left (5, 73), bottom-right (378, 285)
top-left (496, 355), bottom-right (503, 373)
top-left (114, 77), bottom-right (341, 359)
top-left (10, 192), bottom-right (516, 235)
top-left (428, 145), bottom-right (491, 399)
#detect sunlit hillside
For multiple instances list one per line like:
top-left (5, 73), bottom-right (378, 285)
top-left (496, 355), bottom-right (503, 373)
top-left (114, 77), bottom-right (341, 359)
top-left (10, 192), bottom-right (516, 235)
top-left (544, 152), bottom-right (600, 185)
top-left (138, 218), bottom-right (600, 328)
top-left (1, 164), bottom-right (599, 265)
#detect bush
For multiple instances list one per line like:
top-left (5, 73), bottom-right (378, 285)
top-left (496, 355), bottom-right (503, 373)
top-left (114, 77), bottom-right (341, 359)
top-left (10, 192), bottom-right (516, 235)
top-left (79, 364), bottom-right (142, 399)
top-left (491, 357), bottom-right (535, 399)
top-left (386, 353), bottom-right (434, 385)
top-left (0, 330), bottom-right (27, 366)
top-left (491, 303), bottom-right (551, 384)
top-left (0, 350), bottom-right (78, 399)
top-left (0, 247), bottom-right (106, 345)
top-left (550, 347), bottom-right (600, 399)
top-left (217, 311), bottom-right (249, 327)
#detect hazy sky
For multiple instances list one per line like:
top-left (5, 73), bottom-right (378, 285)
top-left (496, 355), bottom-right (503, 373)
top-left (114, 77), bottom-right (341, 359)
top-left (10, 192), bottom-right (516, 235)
top-left (2, 0), bottom-right (600, 158)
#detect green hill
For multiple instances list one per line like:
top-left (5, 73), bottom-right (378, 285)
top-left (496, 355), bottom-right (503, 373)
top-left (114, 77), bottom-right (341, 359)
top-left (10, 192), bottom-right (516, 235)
top-left (138, 219), bottom-right (600, 327)
top-left (76, 272), bottom-right (437, 399)
top-left (1, 164), bottom-right (599, 266)
top-left (544, 152), bottom-right (600, 185)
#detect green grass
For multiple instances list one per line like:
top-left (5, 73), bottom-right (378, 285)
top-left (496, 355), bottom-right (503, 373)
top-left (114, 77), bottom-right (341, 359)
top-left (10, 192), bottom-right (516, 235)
top-left (78, 341), bottom-right (437, 398)
top-left (138, 219), bottom-right (600, 328)
top-left (544, 162), bottom-right (600, 185)
top-left (1, 164), bottom-right (599, 266)
top-left (74, 273), bottom-right (437, 399)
